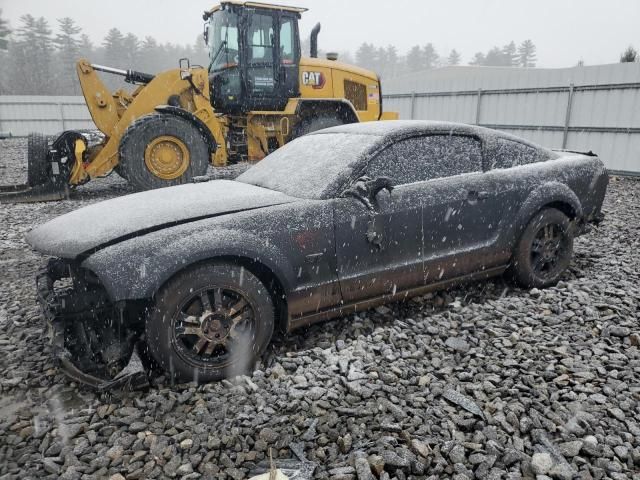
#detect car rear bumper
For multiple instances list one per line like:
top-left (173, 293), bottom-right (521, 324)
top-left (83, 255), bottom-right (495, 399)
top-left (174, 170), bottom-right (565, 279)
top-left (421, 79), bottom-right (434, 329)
top-left (35, 258), bottom-right (148, 391)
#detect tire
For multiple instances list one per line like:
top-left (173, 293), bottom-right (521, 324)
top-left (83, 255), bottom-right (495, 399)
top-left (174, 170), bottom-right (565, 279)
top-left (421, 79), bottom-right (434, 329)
top-left (119, 114), bottom-right (209, 191)
top-left (27, 133), bottom-right (50, 186)
top-left (509, 208), bottom-right (574, 288)
top-left (292, 115), bottom-right (345, 139)
top-left (114, 164), bottom-right (128, 181)
top-left (145, 262), bottom-right (275, 384)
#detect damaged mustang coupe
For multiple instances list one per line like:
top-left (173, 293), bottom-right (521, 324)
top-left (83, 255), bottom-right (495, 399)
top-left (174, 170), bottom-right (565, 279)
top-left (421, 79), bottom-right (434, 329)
top-left (26, 121), bottom-right (608, 389)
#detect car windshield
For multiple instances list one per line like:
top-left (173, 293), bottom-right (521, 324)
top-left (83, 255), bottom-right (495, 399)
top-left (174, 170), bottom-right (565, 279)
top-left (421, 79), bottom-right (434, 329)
top-left (236, 133), bottom-right (381, 199)
top-left (208, 9), bottom-right (240, 72)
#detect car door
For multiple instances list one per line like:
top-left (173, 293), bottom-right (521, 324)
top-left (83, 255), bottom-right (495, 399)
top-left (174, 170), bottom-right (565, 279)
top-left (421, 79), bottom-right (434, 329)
top-left (333, 139), bottom-right (434, 303)
top-left (415, 134), bottom-right (508, 281)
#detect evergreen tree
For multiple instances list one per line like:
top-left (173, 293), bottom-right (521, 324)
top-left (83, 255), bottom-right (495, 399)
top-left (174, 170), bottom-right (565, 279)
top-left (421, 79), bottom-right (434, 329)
top-left (484, 46), bottom-right (509, 66)
top-left (192, 34), bottom-right (208, 69)
top-left (447, 49), bottom-right (461, 66)
top-left (103, 28), bottom-right (125, 66)
top-left (518, 39), bottom-right (537, 67)
top-left (54, 17), bottom-right (82, 94)
top-left (0, 9), bottom-right (10, 94)
top-left (122, 33), bottom-right (140, 67)
top-left (7, 15), bottom-right (55, 94)
top-left (469, 52), bottom-right (486, 66)
top-left (139, 36), bottom-right (161, 73)
top-left (102, 28), bottom-right (126, 90)
top-left (376, 46), bottom-right (388, 77)
top-left (620, 45), bottom-right (638, 63)
top-left (355, 42), bottom-right (377, 70)
top-left (502, 41), bottom-right (517, 66)
top-left (78, 33), bottom-right (93, 58)
top-left (406, 45), bottom-right (422, 73)
top-left (0, 9), bottom-right (10, 51)
top-left (385, 45), bottom-right (399, 77)
top-left (421, 43), bottom-right (438, 69)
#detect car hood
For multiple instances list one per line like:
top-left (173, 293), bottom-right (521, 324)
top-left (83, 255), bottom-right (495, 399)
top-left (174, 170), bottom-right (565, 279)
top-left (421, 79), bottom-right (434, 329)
top-left (26, 180), bottom-right (296, 259)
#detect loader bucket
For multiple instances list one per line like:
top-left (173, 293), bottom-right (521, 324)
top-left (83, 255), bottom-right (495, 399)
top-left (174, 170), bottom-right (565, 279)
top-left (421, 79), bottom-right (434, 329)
top-left (0, 133), bottom-right (71, 204)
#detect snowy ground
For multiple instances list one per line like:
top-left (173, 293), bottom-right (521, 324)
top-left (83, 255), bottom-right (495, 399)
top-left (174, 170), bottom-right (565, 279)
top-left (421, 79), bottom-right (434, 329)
top-left (0, 137), bottom-right (639, 480)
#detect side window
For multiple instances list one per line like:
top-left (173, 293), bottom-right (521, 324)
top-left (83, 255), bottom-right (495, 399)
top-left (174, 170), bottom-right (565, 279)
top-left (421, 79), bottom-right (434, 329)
top-left (490, 138), bottom-right (551, 169)
top-left (247, 13), bottom-right (274, 62)
top-left (279, 17), bottom-right (294, 64)
top-left (366, 135), bottom-right (483, 185)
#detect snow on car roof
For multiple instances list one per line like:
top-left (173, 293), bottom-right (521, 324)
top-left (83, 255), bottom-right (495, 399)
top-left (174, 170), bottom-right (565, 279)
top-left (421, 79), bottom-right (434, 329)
top-left (314, 120), bottom-right (485, 137)
top-left (314, 120), bottom-right (549, 151)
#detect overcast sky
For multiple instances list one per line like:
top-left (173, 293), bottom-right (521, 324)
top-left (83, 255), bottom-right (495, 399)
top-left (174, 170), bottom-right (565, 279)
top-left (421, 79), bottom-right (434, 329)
top-left (1, 0), bottom-right (638, 68)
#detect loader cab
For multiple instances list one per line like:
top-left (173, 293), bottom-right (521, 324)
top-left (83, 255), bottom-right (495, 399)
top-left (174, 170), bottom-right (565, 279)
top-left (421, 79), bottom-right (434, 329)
top-left (205, 2), bottom-right (303, 113)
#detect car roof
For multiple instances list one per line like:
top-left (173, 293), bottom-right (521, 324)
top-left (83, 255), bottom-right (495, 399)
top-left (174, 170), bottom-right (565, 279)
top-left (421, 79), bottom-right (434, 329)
top-left (313, 120), bottom-right (547, 151)
top-left (314, 120), bottom-right (484, 138)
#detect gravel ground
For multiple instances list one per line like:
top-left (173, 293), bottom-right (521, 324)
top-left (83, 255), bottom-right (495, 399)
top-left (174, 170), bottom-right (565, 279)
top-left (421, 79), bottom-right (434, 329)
top-left (0, 137), bottom-right (639, 480)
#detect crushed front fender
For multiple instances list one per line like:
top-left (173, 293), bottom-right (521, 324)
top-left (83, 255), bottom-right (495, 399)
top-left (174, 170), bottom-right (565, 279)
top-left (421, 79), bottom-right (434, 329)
top-left (36, 258), bottom-right (149, 391)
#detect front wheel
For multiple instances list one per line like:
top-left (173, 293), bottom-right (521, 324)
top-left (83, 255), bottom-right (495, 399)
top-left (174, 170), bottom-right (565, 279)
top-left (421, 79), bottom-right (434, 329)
top-left (119, 114), bottom-right (210, 191)
top-left (145, 262), bottom-right (274, 384)
top-left (509, 207), bottom-right (574, 288)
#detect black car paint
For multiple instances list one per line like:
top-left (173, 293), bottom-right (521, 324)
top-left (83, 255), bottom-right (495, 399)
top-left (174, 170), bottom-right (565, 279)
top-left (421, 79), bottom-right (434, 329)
top-left (27, 120), bottom-right (608, 385)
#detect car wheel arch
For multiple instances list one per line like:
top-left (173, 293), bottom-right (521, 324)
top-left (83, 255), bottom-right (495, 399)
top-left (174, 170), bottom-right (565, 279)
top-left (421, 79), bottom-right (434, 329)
top-left (156, 254), bottom-right (290, 333)
top-left (82, 230), bottom-right (296, 312)
top-left (506, 181), bottom-right (583, 247)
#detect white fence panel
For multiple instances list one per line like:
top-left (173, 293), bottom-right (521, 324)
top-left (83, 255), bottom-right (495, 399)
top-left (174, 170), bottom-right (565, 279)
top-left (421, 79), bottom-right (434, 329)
top-left (384, 63), bottom-right (640, 175)
top-left (0, 96), bottom-right (94, 136)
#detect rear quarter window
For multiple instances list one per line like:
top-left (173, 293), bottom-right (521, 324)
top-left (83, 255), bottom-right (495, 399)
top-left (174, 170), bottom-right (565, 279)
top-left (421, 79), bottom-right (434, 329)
top-left (489, 138), bottom-right (554, 170)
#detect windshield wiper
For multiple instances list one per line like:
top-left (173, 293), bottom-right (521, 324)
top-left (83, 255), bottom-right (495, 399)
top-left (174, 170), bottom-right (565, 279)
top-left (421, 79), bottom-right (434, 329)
top-left (208, 40), bottom-right (227, 72)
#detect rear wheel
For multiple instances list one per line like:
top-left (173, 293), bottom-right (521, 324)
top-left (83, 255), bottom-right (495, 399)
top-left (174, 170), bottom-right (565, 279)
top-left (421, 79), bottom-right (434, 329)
top-left (292, 115), bottom-right (345, 139)
top-left (145, 262), bottom-right (274, 384)
top-left (119, 114), bottom-right (209, 191)
top-left (509, 208), bottom-right (574, 288)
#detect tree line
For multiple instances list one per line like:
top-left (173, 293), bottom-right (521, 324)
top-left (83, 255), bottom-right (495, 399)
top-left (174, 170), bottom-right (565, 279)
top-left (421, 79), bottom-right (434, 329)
top-left (0, 11), bottom-right (207, 95)
top-left (350, 40), bottom-right (538, 79)
top-left (0, 9), bottom-right (546, 95)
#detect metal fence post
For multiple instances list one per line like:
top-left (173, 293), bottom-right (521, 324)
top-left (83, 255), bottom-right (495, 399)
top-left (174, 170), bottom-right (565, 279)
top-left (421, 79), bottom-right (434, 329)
top-left (562, 83), bottom-right (574, 149)
top-left (410, 91), bottom-right (416, 120)
top-left (475, 88), bottom-right (482, 125)
top-left (58, 103), bottom-right (66, 131)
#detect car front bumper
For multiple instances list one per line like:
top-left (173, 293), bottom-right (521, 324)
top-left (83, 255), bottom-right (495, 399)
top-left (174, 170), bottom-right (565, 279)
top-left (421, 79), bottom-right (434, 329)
top-left (36, 258), bottom-right (148, 392)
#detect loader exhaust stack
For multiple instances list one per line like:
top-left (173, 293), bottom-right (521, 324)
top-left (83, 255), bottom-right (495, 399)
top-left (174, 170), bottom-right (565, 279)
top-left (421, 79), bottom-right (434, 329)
top-left (310, 23), bottom-right (321, 58)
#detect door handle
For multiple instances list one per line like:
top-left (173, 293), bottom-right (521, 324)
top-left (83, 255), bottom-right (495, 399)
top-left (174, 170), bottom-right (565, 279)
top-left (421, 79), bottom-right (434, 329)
top-left (305, 252), bottom-right (324, 264)
top-left (468, 190), bottom-right (490, 201)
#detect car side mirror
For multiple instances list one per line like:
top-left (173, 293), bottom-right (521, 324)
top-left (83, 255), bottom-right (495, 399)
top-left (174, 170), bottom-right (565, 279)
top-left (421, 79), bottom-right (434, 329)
top-left (203, 24), bottom-right (209, 45)
top-left (343, 176), bottom-right (394, 212)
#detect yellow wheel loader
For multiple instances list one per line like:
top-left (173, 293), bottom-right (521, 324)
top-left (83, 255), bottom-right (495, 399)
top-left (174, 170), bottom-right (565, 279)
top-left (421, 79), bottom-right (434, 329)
top-left (1, 1), bottom-right (397, 203)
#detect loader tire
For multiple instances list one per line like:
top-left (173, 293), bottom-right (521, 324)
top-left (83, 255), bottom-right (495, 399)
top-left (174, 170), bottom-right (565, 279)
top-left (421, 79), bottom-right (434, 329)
top-left (114, 164), bottom-right (128, 181)
top-left (292, 115), bottom-right (344, 138)
top-left (119, 114), bottom-right (209, 191)
top-left (27, 133), bottom-right (50, 186)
